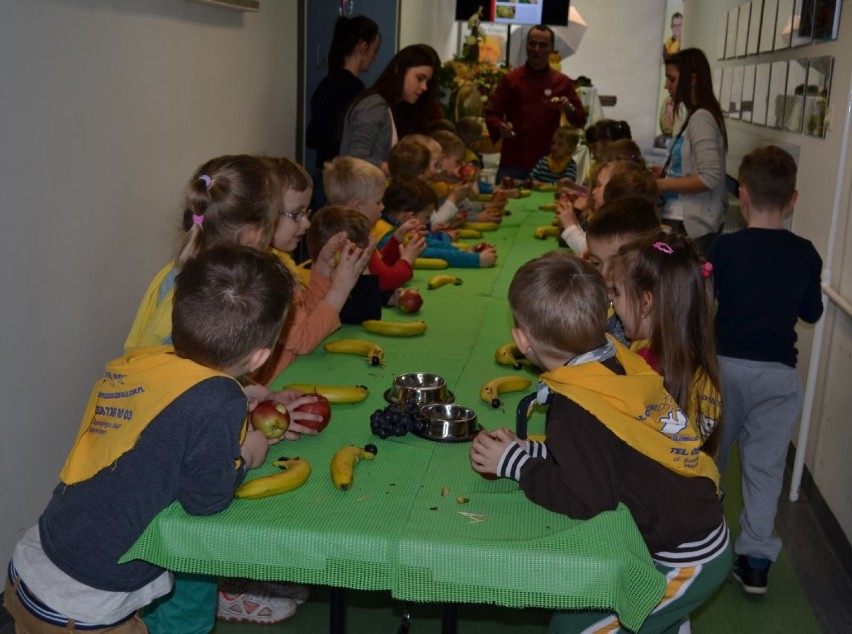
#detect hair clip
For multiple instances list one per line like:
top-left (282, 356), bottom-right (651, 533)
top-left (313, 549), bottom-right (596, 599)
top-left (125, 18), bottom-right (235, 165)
top-left (192, 214), bottom-right (204, 226)
top-left (701, 262), bottom-right (713, 278)
top-left (198, 175), bottom-right (212, 188)
top-left (652, 241), bottom-right (674, 255)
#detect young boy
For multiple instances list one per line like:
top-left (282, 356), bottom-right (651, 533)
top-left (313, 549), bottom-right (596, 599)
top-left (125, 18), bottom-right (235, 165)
top-left (708, 146), bottom-right (823, 594)
top-left (387, 138), bottom-right (432, 181)
top-left (305, 205), bottom-right (382, 324)
top-left (376, 177), bottom-right (496, 268)
top-left (470, 252), bottom-right (730, 632)
top-left (529, 125), bottom-right (581, 186)
top-left (4, 247), bottom-right (292, 632)
top-left (323, 156), bottom-right (425, 304)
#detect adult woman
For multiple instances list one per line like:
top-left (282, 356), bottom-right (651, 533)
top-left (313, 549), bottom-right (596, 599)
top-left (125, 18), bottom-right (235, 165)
top-left (339, 44), bottom-right (440, 174)
top-left (657, 48), bottom-right (728, 252)
top-left (306, 15), bottom-right (381, 170)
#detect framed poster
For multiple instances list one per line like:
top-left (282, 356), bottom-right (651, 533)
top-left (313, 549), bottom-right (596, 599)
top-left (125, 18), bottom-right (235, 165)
top-left (812, 0), bottom-right (842, 41)
top-left (804, 56), bottom-right (833, 137)
top-left (721, 67), bottom-right (733, 115)
top-left (717, 12), bottom-right (729, 59)
top-left (775, 0), bottom-right (795, 49)
top-left (753, 63), bottom-right (772, 125)
top-left (726, 8), bottom-right (739, 59)
top-left (730, 66), bottom-right (745, 119)
top-left (792, 0), bottom-right (814, 46)
top-left (742, 65), bottom-right (756, 121)
top-left (769, 60), bottom-right (788, 128)
top-left (760, 0), bottom-right (779, 51)
top-left (784, 59), bottom-right (808, 132)
top-left (747, 0), bottom-right (764, 55)
top-left (736, 2), bottom-right (751, 57)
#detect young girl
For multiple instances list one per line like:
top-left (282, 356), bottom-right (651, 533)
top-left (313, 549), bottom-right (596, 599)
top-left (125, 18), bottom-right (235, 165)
top-left (248, 158), bottom-right (372, 386)
top-left (610, 231), bottom-right (722, 456)
top-left (125, 154), bottom-right (325, 632)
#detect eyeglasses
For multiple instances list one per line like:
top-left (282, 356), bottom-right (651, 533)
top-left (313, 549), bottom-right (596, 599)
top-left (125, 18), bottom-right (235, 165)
top-left (281, 209), bottom-right (311, 222)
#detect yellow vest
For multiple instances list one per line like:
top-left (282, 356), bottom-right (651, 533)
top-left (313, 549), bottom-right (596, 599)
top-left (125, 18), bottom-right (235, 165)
top-left (124, 263), bottom-right (177, 351)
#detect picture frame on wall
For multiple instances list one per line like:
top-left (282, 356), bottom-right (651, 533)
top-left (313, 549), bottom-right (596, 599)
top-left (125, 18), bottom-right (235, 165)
top-left (784, 58), bottom-right (808, 132)
top-left (730, 65), bottom-right (745, 119)
top-left (760, 0), bottom-right (779, 52)
top-left (775, 0), bottom-right (795, 49)
top-left (810, 0), bottom-right (842, 41)
top-left (753, 62), bottom-right (772, 125)
top-left (726, 8), bottom-right (739, 59)
top-left (769, 60), bottom-right (788, 128)
top-left (736, 2), bottom-right (751, 57)
top-left (717, 12), bottom-right (729, 59)
top-left (792, 0), bottom-right (814, 46)
top-left (804, 56), bottom-right (834, 137)
top-left (742, 65), bottom-right (756, 122)
top-left (721, 66), bottom-right (733, 115)
top-left (747, 0), bottom-right (764, 55)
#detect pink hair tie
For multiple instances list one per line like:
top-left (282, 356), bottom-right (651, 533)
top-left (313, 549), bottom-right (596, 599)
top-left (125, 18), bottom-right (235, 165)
top-left (198, 175), bottom-right (212, 188)
top-left (192, 214), bottom-right (204, 226)
top-left (652, 241), bottom-right (674, 255)
top-left (701, 262), bottom-right (713, 278)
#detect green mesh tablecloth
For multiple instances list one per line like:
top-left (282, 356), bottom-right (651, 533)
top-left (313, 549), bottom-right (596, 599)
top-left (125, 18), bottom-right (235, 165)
top-left (123, 193), bottom-right (667, 631)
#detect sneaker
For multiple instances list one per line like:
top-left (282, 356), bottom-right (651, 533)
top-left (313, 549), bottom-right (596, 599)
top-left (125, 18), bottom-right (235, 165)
top-left (217, 589), bottom-right (297, 624)
top-left (732, 555), bottom-right (770, 595)
top-left (255, 580), bottom-right (310, 605)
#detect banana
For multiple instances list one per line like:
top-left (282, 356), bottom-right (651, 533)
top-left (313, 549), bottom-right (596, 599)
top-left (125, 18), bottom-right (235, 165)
top-left (427, 274), bottom-right (463, 290)
top-left (534, 226), bottom-right (560, 240)
top-left (538, 203), bottom-right (557, 211)
top-left (480, 376), bottom-right (532, 408)
top-left (323, 338), bottom-right (384, 367)
top-left (331, 444), bottom-right (377, 491)
top-left (518, 189), bottom-right (532, 197)
top-left (284, 384), bottom-right (369, 404)
top-left (494, 343), bottom-right (527, 369)
top-left (451, 242), bottom-right (472, 251)
top-left (413, 258), bottom-right (449, 270)
top-left (361, 319), bottom-right (427, 337)
top-left (475, 193), bottom-right (494, 202)
top-left (460, 222), bottom-right (499, 232)
top-left (455, 228), bottom-right (482, 239)
top-left (235, 457), bottom-right (312, 499)
top-left (537, 184), bottom-right (558, 192)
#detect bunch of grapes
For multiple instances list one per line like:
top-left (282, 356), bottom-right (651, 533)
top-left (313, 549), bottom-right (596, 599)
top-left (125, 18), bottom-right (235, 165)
top-left (369, 401), bottom-right (427, 439)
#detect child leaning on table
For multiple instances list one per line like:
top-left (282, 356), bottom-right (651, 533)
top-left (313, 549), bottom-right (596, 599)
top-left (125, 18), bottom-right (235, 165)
top-left (529, 125), bottom-right (580, 187)
top-left (470, 252), bottom-right (730, 633)
top-left (323, 156), bottom-right (425, 305)
top-left (4, 246), bottom-right (293, 634)
top-left (248, 158), bottom-right (372, 386)
top-left (708, 146), bottom-right (823, 595)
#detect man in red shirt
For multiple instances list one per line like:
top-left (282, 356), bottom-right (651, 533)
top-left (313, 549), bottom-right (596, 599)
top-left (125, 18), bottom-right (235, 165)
top-left (485, 25), bottom-right (586, 182)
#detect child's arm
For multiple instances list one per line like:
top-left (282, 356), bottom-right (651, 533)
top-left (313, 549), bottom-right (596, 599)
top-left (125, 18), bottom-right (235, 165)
top-left (799, 247), bottom-right (824, 324)
top-left (240, 428), bottom-right (271, 469)
top-left (368, 249), bottom-right (414, 292)
top-left (431, 198), bottom-right (459, 226)
top-left (557, 199), bottom-right (587, 254)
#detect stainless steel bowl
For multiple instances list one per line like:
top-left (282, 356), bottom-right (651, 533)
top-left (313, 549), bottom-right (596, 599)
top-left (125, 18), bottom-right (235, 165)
top-left (384, 372), bottom-right (454, 406)
top-left (416, 403), bottom-right (479, 442)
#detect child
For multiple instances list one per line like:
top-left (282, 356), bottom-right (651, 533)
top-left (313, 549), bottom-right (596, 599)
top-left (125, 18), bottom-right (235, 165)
top-left (4, 246), bottom-right (292, 632)
top-left (470, 252), bottom-right (730, 633)
top-left (611, 232), bottom-right (722, 456)
top-left (387, 137), bottom-right (432, 181)
top-left (249, 158), bottom-right (372, 386)
top-left (529, 125), bottom-right (580, 186)
top-left (123, 155), bottom-right (322, 632)
top-left (707, 146), bottom-right (823, 594)
top-left (305, 205), bottom-right (382, 324)
top-left (376, 177), bottom-right (497, 268)
top-left (323, 156), bottom-right (426, 304)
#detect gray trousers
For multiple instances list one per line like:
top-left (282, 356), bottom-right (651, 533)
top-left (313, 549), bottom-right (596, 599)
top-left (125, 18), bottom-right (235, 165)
top-left (716, 356), bottom-right (803, 561)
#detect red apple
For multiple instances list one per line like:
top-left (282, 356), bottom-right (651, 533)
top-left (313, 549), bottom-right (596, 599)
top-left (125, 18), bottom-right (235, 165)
top-left (251, 400), bottom-right (290, 439)
top-left (501, 176), bottom-right (515, 189)
top-left (398, 289), bottom-right (423, 314)
top-left (472, 242), bottom-right (495, 253)
top-left (295, 395), bottom-right (332, 432)
top-left (458, 163), bottom-right (477, 181)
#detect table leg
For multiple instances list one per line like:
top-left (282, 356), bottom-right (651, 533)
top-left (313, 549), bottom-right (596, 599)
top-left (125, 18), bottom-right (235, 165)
top-left (441, 603), bottom-right (458, 634)
top-left (329, 587), bottom-right (346, 634)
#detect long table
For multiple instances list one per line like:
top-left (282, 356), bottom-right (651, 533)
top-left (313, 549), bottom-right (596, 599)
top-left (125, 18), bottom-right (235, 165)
top-left (123, 192), bottom-right (667, 632)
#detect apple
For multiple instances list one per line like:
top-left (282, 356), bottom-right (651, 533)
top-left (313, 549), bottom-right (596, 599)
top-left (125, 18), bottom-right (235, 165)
top-left (458, 163), bottom-right (477, 181)
top-left (472, 242), bottom-right (495, 253)
top-left (501, 176), bottom-right (515, 189)
top-left (295, 395), bottom-right (332, 432)
top-left (398, 289), bottom-right (423, 314)
top-left (251, 400), bottom-right (290, 439)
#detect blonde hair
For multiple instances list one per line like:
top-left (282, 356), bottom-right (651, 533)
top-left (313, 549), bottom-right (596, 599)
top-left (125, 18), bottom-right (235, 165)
top-left (323, 156), bottom-right (387, 207)
top-left (268, 156), bottom-right (312, 193)
top-left (430, 130), bottom-right (465, 160)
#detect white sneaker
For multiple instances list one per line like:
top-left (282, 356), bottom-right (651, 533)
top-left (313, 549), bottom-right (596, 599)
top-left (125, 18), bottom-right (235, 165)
top-left (255, 581), bottom-right (311, 605)
top-left (217, 588), bottom-right (298, 624)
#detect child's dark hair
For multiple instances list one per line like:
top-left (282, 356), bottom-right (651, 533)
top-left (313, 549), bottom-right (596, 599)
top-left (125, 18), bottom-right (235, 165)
top-left (586, 197), bottom-right (661, 242)
top-left (596, 139), bottom-right (646, 167)
top-left (509, 252), bottom-right (608, 357)
top-left (172, 246), bottom-right (294, 370)
top-left (327, 15), bottom-right (380, 72)
top-left (176, 155), bottom-right (281, 269)
top-left (388, 138), bottom-right (431, 180)
top-left (738, 145), bottom-right (797, 210)
top-left (585, 119), bottom-right (632, 145)
top-left (383, 177), bottom-right (437, 215)
top-left (614, 232), bottom-right (721, 455)
top-left (603, 163), bottom-right (661, 207)
top-left (306, 206), bottom-right (371, 261)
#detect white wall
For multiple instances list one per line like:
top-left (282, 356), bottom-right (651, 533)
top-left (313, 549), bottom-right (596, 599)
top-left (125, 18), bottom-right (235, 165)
top-left (0, 0), bottom-right (298, 565)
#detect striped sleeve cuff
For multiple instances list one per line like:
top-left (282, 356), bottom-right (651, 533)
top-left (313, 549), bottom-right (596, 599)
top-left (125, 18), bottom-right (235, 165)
top-left (526, 439), bottom-right (547, 459)
top-left (496, 441), bottom-right (532, 481)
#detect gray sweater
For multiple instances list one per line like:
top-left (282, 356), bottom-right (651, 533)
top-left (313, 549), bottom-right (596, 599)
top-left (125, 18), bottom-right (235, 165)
top-left (339, 93), bottom-right (394, 168)
top-left (678, 109), bottom-right (728, 238)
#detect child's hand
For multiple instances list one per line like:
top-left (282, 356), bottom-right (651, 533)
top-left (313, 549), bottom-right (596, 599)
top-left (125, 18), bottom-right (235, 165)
top-left (557, 198), bottom-right (580, 230)
top-left (469, 427), bottom-right (515, 475)
top-left (247, 386), bottom-right (320, 440)
top-left (330, 239), bottom-right (373, 293)
top-left (393, 218), bottom-right (420, 243)
top-left (447, 181), bottom-right (472, 204)
top-left (478, 247), bottom-right (497, 268)
top-left (313, 231), bottom-right (349, 278)
top-left (241, 428), bottom-right (271, 469)
top-left (401, 233), bottom-right (426, 264)
top-left (476, 209), bottom-right (503, 224)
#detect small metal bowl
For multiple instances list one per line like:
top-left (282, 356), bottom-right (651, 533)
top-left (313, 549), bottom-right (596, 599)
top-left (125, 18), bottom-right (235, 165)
top-left (416, 404), bottom-right (479, 443)
top-left (384, 372), bottom-right (454, 406)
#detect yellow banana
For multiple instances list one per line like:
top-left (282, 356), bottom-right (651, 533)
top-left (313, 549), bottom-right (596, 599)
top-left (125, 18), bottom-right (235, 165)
top-left (331, 444), bottom-right (377, 491)
top-left (494, 343), bottom-right (527, 369)
top-left (323, 338), bottom-right (384, 367)
top-left (285, 384), bottom-right (369, 404)
top-left (361, 319), bottom-right (427, 337)
top-left (537, 184), bottom-right (558, 192)
top-left (451, 242), bottom-right (472, 251)
top-left (460, 222), bottom-right (499, 232)
top-left (480, 376), bottom-right (532, 408)
top-left (427, 274), bottom-right (463, 290)
top-left (476, 193), bottom-right (494, 202)
top-left (456, 228), bottom-right (482, 239)
top-left (413, 258), bottom-right (449, 269)
top-left (235, 457), bottom-right (312, 499)
top-left (535, 226), bottom-right (560, 240)
top-left (539, 203), bottom-right (557, 211)
top-left (518, 189), bottom-right (532, 197)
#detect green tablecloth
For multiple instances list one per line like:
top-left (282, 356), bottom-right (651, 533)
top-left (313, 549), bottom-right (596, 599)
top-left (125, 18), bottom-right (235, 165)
top-left (123, 193), bottom-right (667, 631)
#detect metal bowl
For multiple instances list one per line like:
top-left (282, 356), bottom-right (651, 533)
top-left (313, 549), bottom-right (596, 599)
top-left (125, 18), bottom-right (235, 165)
top-left (416, 404), bottom-right (479, 443)
top-left (384, 372), bottom-right (454, 406)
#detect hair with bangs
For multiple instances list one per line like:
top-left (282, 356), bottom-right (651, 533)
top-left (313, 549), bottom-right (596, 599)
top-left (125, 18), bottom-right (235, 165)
top-left (665, 48), bottom-right (728, 149)
top-left (738, 145), bottom-right (797, 210)
top-left (305, 205), bottom-right (371, 261)
top-left (430, 130), bottom-right (466, 160)
top-left (172, 246), bottom-right (294, 370)
top-left (383, 176), bottom-right (437, 216)
top-left (175, 154), bottom-right (281, 268)
top-left (267, 156), bottom-right (313, 194)
top-left (323, 156), bottom-right (387, 207)
top-left (509, 252), bottom-right (608, 357)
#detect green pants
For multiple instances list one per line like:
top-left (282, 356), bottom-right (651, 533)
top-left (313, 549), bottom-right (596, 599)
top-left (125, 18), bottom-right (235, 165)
top-left (141, 573), bottom-right (217, 634)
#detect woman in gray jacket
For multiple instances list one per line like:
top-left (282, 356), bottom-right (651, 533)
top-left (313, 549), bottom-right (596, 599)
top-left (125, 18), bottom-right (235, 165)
top-left (339, 44), bottom-right (440, 174)
top-left (657, 48), bottom-right (728, 252)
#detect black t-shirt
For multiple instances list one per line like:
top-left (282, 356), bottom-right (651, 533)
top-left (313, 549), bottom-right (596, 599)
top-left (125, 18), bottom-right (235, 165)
top-left (306, 69), bottom-right (365, 168)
